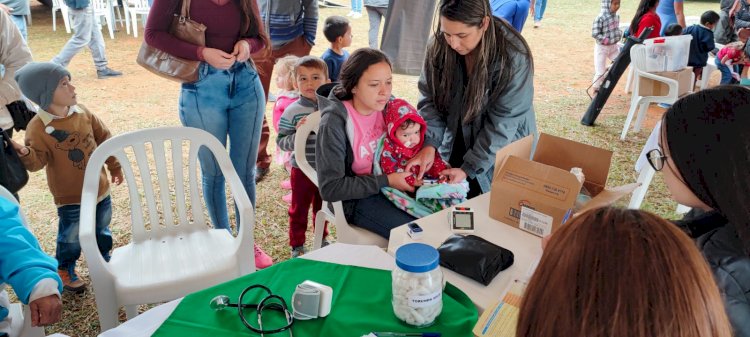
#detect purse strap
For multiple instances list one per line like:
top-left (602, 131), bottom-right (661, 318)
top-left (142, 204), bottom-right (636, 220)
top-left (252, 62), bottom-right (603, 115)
top-left (176, 0), bottom-right (191, 21)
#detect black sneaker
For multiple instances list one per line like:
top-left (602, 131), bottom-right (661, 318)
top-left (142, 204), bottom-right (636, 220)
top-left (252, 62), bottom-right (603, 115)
top-left (255, 166), bottom-right (270, 183)
top-left (97, 67), bottom-right (123, 79)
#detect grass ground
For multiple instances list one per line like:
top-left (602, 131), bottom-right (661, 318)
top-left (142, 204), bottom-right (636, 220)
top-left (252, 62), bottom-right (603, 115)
top-left (11, 0), bottom-right (721, 335)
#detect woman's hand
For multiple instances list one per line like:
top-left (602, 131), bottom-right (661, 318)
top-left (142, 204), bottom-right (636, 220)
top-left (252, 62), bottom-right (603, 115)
top-left (405, 146), bottom-right (436, 180)
top-left (202, 48), bottom-right (236, 69)
top-left (439, 168), bottom-right (467, 184)
top-left (29, 294), bottom-right (62, 326)
top-left (232, 40), bottom-right (251, 63)
top-left (387, 172), bottom-right (415, 193)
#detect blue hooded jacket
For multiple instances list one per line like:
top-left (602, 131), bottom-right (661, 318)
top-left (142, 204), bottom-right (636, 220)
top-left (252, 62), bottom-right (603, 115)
top-left (0, 197), bottom-right (61, 321)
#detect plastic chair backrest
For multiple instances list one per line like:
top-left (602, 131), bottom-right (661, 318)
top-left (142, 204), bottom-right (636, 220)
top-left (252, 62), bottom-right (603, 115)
top-left (294, 111), bottom-right (320, 186)
top-left (630, 44), bottom-right (649, 73)
top-left (81, 127), bottom-right (252, 243)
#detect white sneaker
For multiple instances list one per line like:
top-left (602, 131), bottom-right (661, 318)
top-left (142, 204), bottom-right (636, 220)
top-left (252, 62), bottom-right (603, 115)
top-left (534, 21), bottom-right (541, 28)
top-left (351, 12), bottom-right (363, 19)
top-left (346, 11), bottom-right (356, 17)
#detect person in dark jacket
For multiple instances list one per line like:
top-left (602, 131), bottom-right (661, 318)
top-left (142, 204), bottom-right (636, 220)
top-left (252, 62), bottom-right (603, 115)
top-left (648, 86), bottom-right (750, 337)
top-left (316, 48), bottom-right (416, 239)
top-left (683, 11), bottom-right (719, 83)
top-left (409, 0), bottom-right (536, 199)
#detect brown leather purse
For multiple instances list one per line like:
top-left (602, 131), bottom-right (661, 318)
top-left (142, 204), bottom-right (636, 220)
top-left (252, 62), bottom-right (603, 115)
top-left (136, 0), bottom-right (207, 83)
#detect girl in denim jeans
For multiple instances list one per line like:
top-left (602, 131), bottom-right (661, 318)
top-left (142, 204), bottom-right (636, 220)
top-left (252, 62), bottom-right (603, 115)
top-left (144, 0), bottom-right (273, 269)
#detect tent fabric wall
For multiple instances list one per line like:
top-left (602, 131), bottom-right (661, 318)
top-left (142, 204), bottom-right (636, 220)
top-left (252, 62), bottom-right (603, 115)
top-left (380, 0), bottom-right (437, 75)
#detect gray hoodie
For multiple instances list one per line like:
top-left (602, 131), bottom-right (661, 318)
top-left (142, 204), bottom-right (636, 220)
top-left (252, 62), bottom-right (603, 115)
top-left (315, 83), bottom-right (389, 217)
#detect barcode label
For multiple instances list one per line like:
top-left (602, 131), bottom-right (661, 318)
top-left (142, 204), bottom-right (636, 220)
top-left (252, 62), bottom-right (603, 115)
top-left (520, 206), bottom-right (553, 237)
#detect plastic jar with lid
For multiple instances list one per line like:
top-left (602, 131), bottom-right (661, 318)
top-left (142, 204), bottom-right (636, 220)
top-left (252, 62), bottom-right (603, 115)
top-left (392, 243), bottom-right (444, 327)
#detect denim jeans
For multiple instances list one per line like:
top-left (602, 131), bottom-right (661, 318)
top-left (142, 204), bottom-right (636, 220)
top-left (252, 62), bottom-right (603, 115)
top-left (51, 6), bottom-right (108, 71)
top-left (347, 193), bottom-right (416, 239)
top-left (179, 61), bottom-right (265, 230)
top-left (533, 0), bottom-right (547, 22)
top-left (366, 6), bottom-right (387, 49)
top-left (57, 196), bottom-right (113, 274)
top-left (10, 15), bottom-right (27, 41)
top-left (351, 0), bottom-right (363, 12)
top-left (715, 57), bottom-right (738, 84)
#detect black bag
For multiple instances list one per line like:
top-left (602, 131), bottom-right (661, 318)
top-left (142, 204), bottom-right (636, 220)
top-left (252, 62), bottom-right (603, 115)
top-left (6, 100), bottom-right (36, 131)
top-left (437, 234), bottom-right (514, 286)
top-left (0, 129), bottom-right (28, 194)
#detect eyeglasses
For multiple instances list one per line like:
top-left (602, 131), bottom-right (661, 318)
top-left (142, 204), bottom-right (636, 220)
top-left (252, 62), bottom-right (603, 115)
top-left (210, 284), bottom-right (294, 336)
top-left (646, 148), bottom-right (668, 171)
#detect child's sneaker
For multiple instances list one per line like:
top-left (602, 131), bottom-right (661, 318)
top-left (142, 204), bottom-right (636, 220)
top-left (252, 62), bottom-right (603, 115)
top-left (280, 179), bottom-right (292, 190)
top-left (57, 269), bottom-right (86, 293)
top-left (254, 244), bottom-right (273, 269)
top-left (291, 246), bottom-right (307, 258)
top-left (351, 12), bottom-right (363, 19)
top-left (282, 193), bottom-right (292, 204)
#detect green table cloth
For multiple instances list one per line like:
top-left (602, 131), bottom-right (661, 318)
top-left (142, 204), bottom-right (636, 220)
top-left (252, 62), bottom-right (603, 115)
top-left (152, 258), bottom-right (478, 336)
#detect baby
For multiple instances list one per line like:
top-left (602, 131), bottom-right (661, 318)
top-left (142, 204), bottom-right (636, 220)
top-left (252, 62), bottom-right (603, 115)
top-left (380, 99), bottom-right (448, 186)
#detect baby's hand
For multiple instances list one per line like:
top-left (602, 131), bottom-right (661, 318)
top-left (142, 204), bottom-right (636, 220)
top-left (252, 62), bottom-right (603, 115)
top-left (111, 170), bottom-right (124, 185)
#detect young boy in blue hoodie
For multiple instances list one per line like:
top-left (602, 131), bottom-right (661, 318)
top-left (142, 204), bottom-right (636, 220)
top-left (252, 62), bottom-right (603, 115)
top-left (591, 0), bottom-right (622, 91)
top-left (684, 10), bottom-right (719, 84)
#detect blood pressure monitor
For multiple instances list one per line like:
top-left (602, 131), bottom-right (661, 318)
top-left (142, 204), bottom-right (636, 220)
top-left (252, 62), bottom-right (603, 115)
top-left (449, 207), bottom-right (475, 233)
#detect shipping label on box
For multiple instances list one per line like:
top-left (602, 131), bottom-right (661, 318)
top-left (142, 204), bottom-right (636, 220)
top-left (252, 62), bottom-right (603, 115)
top-left (489, 133), bottom-right (638, 237)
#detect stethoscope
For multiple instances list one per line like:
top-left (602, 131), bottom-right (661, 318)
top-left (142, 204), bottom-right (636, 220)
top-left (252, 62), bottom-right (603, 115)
top-left (210, 284), bottom-right (294, 336)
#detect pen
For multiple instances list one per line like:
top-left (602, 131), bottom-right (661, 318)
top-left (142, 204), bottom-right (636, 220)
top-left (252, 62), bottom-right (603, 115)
top-left (372, 333), bottom-right (441, 337)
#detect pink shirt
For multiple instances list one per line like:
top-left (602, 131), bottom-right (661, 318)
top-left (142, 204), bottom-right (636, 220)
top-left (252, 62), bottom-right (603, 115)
top-left (343, 100), bottom-right (386, 175)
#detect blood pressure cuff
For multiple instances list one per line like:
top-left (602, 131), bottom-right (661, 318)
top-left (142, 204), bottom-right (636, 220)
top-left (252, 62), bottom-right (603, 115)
top-left (437, 234), bottom-right (514, 286)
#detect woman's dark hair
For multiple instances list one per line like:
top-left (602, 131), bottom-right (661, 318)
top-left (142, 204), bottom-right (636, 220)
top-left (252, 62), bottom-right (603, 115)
top-left (333, 48), bottom-right (392, 101)
top-left (517, 207), bottom-right (732, 337)
top-left (239, 0), bottom-right (270, 54)
top-left (664, 86), bottom-right (750, 255)
top-left (629, 0), bottom-right (659, 36)
top-left (424, 0), bottom-right (533, 123)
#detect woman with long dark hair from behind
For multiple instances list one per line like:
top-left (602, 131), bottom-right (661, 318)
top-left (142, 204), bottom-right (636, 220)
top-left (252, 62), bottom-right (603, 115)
top-left (517, 207), bottom-right (733, 337)
top-left (652, 85), bottom-right (750, 336)
top-left (630, 0), bottom-right (661, 38)
top-left (408, 0), bottom-right (536, 199)
top-left (144, 0), bottom-right (273, 268)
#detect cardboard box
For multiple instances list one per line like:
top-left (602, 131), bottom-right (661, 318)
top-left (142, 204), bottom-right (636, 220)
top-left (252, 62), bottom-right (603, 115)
top-left (638, 66), bottom-right (693, 97)
top-left (489, 133), bottom-right (638, 237)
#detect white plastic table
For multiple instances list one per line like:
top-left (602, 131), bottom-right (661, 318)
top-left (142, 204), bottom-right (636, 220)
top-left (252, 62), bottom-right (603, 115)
top-left (388, 193), bottom-right (543, 313)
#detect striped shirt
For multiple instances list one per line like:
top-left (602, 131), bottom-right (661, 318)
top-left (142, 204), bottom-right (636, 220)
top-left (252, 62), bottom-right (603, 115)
top-left (258, 0), bottom-right (318, 48)
top-left (277, 96), bottom-right (318, 169)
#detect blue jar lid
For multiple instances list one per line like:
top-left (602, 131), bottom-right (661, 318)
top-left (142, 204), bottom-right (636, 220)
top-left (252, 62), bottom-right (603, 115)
top-left (395, 243), bottom-right (440, 273)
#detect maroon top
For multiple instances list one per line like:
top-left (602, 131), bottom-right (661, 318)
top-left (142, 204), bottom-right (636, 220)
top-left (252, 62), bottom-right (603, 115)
top-left (144, 0), bottom-right (264, 61)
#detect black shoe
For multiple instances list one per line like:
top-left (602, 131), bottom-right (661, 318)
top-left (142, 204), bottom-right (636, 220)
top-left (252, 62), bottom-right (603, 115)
top-left (255, 166), bottom-right (269, 183)
top-left (97, 67), bottom-right (123, 79)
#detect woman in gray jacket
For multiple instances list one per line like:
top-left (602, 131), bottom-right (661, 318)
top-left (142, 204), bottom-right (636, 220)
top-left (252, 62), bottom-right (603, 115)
top-left (316, 48), bottom-right (416, 239)
top-left (408, 0), bottom-right (536, 198)
top-left (655, 86), bottom-right (750, 337)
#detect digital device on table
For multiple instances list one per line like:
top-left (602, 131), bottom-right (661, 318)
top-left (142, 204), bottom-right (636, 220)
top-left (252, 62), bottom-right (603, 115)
top-left (407, 222), bottom-right (424, 240)
top-left (449, 207), bottom-right (475, 233)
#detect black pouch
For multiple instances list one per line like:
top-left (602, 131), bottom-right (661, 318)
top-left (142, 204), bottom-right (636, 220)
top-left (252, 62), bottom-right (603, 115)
top-left (6, 100), bottom-right (36, 131)
top-left (0, 129), bottom-right (29, 194)
top-left (437, 234), bottom-right (514, 286)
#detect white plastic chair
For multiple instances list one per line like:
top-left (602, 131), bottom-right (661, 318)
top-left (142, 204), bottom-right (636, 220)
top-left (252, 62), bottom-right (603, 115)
top-left (0, 186), bottom-right (46, 337)
top-left (294, 111), bottom-right (388, 250)
top-left (621, 43), bottom-right (694, 140)
top-left (698, 43), bottom-right (724, 90)
top-left (51, 0), bottom-right (72, 33)
top-left (628, 122), bottom-right (690, 214)
top-left (79, 127), bottom-right (255, 332)
top-left (91, 0), bottom-right (115, 39)
top-left (123, 0), bottom-right (150, 37)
